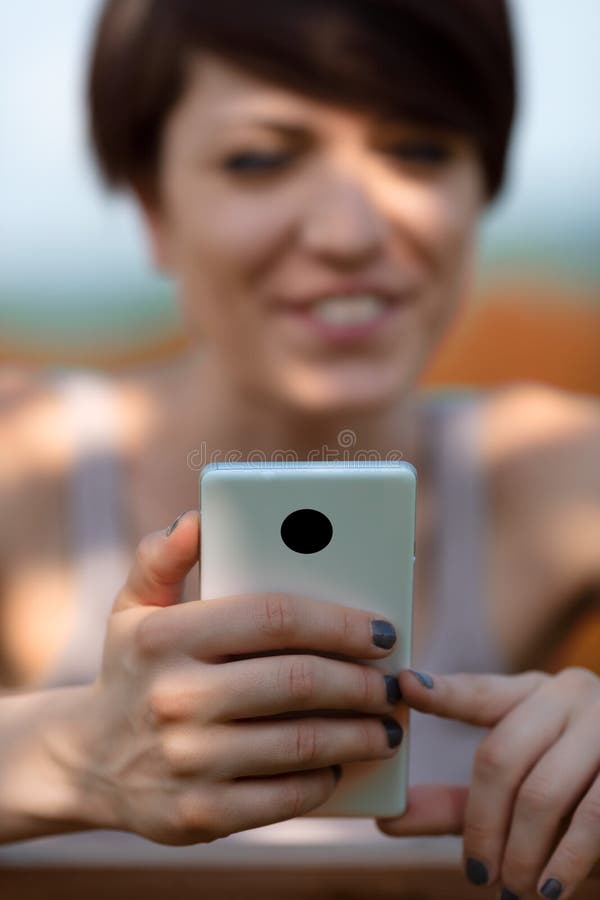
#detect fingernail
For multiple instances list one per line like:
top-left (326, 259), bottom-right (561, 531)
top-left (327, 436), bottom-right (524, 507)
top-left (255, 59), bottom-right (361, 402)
top-left (384, 675), bottom-right (402, 704)
top-left (465, 857), bottom-right (488, 885)
top-left (331, 764), bottom-right (343, 783)
top-left (371, 620), bottom-right (396, 649)
top-left (541, 879), bottom-right (562, 899)
top-left (500, 889), bottom-right (520, 900)
top-left (409, 669), bottom-right (434, 689)
top-left (382, 717), bottom-right (403, 748)
top-left (166, 512), bottom-right (185, 537)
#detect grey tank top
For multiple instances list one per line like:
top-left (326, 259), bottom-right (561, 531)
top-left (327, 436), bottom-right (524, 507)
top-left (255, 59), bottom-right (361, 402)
top-left (1, 368), bottom-right (507, 862)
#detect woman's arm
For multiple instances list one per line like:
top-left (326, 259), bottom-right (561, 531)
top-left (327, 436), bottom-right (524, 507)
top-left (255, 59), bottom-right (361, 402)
top-left (0, 683), bottom-right (105, 843)
top-left (1, 380), bottom-right (106, 842)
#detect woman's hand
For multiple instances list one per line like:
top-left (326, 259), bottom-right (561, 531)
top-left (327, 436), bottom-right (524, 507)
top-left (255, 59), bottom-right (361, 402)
top-left (377, 668), bottom-right (600, 899)
top-left (63, 510), bottom-right (404, 845)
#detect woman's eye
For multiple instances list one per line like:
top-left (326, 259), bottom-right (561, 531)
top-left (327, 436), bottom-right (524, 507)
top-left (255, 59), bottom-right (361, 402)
top-left (223, 150), bottom-right (294, 174)
top-left (385, 141), bottom-right (453, 166)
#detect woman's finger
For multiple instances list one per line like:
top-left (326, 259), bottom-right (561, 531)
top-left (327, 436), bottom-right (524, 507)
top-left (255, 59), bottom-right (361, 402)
top-left (179, 767), bottom-right (341, 839)
top-left (397, 668), bottom-right (548, 727)
top-left (533, 771), bottom-right (600, 899)
top-left (461, 682), bottom-right (574, 888)
top-left (158, 715), bottom-right (402, 779)
top-left (377, 784), bottom-right (469, 836)
top-left (500, 710), bottom-right (600, 898)
top-left (112, 510), bottom-right (200, 613)
top-left (148, 655), bottom-right (402, 723)
top-left (139, 591), bottom-right (398, 662)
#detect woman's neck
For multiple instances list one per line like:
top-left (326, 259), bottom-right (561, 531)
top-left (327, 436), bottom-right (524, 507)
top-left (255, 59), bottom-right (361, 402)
top-left (122, 346), bottom-right (432, 542)
top-left (165, 346), bottom-right (424, 470)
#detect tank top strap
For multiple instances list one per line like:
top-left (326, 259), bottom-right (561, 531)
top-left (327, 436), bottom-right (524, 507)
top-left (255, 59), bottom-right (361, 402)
top-left (418, 390), bottom-right (505, 675)
top-left (37, 368), bottom-right (131, 688)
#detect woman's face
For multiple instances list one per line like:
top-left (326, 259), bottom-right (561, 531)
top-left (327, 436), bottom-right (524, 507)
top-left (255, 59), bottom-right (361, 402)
top-left (146, 53), bottom-right (485, 415)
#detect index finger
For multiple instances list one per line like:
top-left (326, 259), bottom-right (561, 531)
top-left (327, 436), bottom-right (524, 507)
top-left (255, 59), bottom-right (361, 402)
top-left (137, 591), bottom-right (398, 662)
top-left (397, 669), bottom-right (548, 727)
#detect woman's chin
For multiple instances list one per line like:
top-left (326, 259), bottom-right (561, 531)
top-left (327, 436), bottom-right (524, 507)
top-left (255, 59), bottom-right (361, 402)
top-left (269, 363), bottom-right (412, 420)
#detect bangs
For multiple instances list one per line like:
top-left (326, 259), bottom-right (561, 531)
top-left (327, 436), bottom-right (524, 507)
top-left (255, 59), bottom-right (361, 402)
top-left (89, 0), bottom-right (515, 198)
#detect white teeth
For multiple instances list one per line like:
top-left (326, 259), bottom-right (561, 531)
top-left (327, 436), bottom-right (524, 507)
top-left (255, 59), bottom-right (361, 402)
top-left (309, 295), bottom-right (386, 325)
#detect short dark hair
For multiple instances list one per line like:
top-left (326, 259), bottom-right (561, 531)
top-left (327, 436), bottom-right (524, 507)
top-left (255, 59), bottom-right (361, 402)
top-left (88, 0), bottom-right (516, 201)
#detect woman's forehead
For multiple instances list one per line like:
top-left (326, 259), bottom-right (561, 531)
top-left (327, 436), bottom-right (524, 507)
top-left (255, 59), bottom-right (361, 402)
top-left (181, 53), bottom-right (342, 118)
top-left (176, 53), bottom-right (468, 142)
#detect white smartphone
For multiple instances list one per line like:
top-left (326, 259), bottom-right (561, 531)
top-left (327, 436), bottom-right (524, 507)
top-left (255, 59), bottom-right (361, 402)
top-left (198, 461), bottom-right (416, 817)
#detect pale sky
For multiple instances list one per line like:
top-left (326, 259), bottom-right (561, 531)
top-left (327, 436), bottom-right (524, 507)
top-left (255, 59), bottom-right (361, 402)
top-left (1, 0), bottom-right (599, 310)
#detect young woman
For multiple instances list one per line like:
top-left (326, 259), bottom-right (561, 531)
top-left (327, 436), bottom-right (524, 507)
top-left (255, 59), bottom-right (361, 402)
top-left (0, 2), bottom-right (598, 898)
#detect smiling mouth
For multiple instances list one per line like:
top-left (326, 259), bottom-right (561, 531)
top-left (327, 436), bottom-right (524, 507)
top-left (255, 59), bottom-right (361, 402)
top-left (276, 290), bottom-right (415, 343)
top-left (307, 294), bottom-right (388, 325)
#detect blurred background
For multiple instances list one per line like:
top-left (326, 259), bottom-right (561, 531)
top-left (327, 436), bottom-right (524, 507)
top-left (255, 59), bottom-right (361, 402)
top-left (1, 0), bottom-right (599, 391)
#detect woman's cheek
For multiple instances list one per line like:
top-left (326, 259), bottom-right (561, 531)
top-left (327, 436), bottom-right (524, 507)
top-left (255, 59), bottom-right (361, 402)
top-left (400, 186), bottom-right (479, 347)
top-left (394, 152), bottom-right (482, 246)
top-left (424, 217), bottom-right (477, 333)
top-left (184, 183), bottom-right (300, 277)
top-left (410, 177), bottom-right (477, 249)
top-left (422, 174), bottom-right (481, 292)
top-left (437, 197), bottom-right (480, 314)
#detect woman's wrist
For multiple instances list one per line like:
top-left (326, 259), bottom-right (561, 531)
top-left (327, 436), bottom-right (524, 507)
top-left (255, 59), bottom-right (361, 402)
top-left (0, 682), bottom-right (117, 843)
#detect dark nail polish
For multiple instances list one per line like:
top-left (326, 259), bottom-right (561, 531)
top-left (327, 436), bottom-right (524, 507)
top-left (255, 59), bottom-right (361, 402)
top-left (166, 512), bottom-right (185, 537)
top-left (382, 718), bottom-right (403, 748)
top-left (541, 879), bottom-right (562, 899)
top-left (465, 857), bottom-right (488, 886)
top-left (331, 764), bottom-right (343, 783)
top-left (384, 675), bottom-right (402, 704)
top-left (409, 669), bottom-right (434, 689)
top-left (500, 889), bottom-right (520, 900)
top-left (371, 620), bottom-right (396, 649)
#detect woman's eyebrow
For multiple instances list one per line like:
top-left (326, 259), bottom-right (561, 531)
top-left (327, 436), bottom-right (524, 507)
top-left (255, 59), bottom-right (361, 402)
top-left (208, 110), bottom-right (312, 141)
top-left (239, 119), bottom-right (311, 141)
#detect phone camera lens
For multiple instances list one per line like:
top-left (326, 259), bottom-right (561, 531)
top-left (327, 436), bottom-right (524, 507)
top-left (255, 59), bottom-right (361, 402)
top-left (280, 508), bottom-right (333, 554)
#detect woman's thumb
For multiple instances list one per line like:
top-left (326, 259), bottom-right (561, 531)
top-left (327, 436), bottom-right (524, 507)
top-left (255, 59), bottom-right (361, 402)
top-left (111, 510), bottom-right (200, 614)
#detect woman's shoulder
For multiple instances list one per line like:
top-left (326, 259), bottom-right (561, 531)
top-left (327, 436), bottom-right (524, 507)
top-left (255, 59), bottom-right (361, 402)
top-left (0, 366), bottom-right (73, 482)
top-left (478, 381), bottom-right (600, 467)
top-left (481, 381), bottom-right (600, 598)
top-left (454, 380), bottom-right (600, 513)
top-left (421, 380), bottom-right (597, 419)
top-left (420, 381), bottom-right (599, 465)
top-left (0, 366), bottom-right (137, 554)
top-left (0, 368), bottom-right (70, 576)
top-left (421, 380), bottom-right (600, 571)
top-left (1, 365), bottom-right (125, 457)
top-left (0, 364), bottom-right (155, 468)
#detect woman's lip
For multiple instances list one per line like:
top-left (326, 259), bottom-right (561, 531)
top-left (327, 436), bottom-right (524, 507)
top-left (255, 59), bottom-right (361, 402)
top-left (275, 286), bottom-right (414, 309)
top-left (274, 294), bottom-right (415, 344)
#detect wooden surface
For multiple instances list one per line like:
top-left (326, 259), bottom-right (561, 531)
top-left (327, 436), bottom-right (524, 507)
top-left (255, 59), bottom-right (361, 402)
top-left (1, 866), bottom-right (599, 900)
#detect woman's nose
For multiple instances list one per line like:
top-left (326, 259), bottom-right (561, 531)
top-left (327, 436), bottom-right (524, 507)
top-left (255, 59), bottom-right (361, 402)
top-left (300, 174), bottom-right (389, 269)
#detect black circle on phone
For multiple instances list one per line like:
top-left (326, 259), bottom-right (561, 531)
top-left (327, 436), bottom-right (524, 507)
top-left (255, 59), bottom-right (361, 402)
top-left (280, 508), bottom-right (333, 554)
